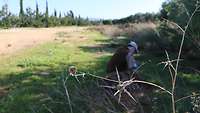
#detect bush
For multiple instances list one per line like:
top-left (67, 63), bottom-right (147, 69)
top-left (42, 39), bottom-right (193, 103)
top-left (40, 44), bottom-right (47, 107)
top-left (158, 0), bottom-right (200, 57)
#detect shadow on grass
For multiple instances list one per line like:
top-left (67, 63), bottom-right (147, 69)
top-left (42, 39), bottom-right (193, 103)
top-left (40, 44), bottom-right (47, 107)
top-left (0, 54), bottom-right (113, 113)
top-left (79, 35), bottom-right (130, 55)
top-left (79, 44), bottom-right (116, 54)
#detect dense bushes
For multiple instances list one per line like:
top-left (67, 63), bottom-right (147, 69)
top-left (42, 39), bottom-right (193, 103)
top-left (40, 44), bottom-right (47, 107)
top-left (112, 13), bottom-right (159, 24)
top-left (158, 0), bottom-right (200, 57)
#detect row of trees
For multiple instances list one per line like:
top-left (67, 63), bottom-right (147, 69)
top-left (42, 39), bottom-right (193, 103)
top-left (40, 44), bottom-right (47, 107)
top-left (0, 0), bottom-right (161, 28)
top-left (0, 0), bottom-right (99, 28)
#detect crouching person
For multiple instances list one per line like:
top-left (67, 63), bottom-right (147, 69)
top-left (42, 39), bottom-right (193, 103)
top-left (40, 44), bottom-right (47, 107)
top-left (106, 41), bottom-right (139, 73)
top-left (105, 41), bottom-right (153, 113)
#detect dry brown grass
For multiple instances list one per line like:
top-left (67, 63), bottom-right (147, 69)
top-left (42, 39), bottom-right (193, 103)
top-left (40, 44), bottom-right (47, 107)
top-left (0, 27), bottom-right (87, 56)
top-left (90, 23), bottom-right (156, 38)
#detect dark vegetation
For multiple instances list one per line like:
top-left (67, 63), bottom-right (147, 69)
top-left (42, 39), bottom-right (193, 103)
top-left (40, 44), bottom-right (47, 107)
top-left (0, 0), bottom-right (97, 28)
top-left (105, 13), bottom-right (159, 25)
top-left (0, 0), bottom-right (160, 28)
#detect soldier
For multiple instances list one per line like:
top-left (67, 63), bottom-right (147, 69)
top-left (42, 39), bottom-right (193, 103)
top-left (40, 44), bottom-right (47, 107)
top-left (107, 41), bottom-right (139, 73)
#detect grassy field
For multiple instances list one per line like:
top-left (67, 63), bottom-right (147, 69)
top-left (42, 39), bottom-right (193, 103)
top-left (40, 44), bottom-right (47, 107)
top-left (0, 26), bottom-right (200, 113)
top-left (0, 28), bottom-right (115, 113)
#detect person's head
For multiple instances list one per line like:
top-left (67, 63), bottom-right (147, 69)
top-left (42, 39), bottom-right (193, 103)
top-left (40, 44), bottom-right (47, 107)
top-left (128, 41), bottom-right (139, 53)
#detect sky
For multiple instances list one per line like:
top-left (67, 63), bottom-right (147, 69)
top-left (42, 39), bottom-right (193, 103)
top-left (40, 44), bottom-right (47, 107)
top-left (0, 0), bottom-right (166, 19)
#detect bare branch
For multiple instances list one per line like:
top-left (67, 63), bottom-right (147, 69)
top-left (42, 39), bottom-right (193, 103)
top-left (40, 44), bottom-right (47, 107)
top-left (132, 80), bottom-right (172, 96)
top-left (62, 78), bottom-right (73, 113)
top-left (161, 17), bottom-right (185, 33)
top-left (87, 73), bottom-right (118, 83)
top-left (176, 93), bottom-right (200, 103)
top-left (124, 89), bottom-right (137, 102)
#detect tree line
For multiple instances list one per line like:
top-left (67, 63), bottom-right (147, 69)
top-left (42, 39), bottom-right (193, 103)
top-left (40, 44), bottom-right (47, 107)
top-left (0, 0), bottom-right (161, 28)
top-left (0, 0), bottom-right (101, 28)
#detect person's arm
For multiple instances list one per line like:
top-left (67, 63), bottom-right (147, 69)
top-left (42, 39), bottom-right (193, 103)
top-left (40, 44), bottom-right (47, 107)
top-left (126, 47), bottom-right (138, 70)
top-left (126, 52), bottom-right (137, 69)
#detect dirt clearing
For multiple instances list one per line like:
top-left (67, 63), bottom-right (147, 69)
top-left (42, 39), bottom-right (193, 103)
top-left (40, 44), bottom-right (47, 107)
top-left (0, 27), bottom-right (86, 56)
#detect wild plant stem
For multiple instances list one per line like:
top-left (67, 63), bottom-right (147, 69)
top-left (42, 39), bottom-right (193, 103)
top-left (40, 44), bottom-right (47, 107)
top-left (62, 78), bottom-right (73, 113)
top-left (172, 5), bottom-right (199, 113)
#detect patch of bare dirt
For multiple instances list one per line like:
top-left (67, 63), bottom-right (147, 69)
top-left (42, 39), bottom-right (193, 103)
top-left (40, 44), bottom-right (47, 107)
top-left (0, 27), bottom-right (87, 56)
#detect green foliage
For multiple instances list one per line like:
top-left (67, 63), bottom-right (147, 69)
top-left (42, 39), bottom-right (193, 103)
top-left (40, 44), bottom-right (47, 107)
top-left (112, 13), bottom-right (159, 24)
top-left (77, 15), bottom-right (91, 26)
top-left (68, 10), bottom-right (74, 19)
top-left (45, 0), bottom-right (49, 27)
top-left (35, 2), bottom-right (39, 20)
top-left (0, 4), bottom-right (12, 28)
top-left (0, 29), bottom-right (199, 113)
top-left (19, 0), bottom-right (24, 17)
top-left (158, 0), bottom-right (200, 57)
top-left (0, 31), bottom-right (111, 113)
top-left (19, 0), bottom-right (24, 27)
top-left (0, 1), bottom-right (158, 28)
top-left (53, 9), bottom-right (57, 17)
top-left (0, 1), bottom-right (95, 28)
top-left (102, 19), bottom-right (113, 25)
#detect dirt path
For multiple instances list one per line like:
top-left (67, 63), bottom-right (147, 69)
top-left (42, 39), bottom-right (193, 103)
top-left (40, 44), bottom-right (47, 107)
top-left (0, 27), bottom-right (86, 56)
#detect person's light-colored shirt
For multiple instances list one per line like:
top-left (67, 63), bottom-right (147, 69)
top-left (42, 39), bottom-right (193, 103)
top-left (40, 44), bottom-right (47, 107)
top-left (126, 47), bottom-right (137, 70)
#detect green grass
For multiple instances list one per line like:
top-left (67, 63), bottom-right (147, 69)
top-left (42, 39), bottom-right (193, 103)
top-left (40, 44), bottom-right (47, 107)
top-left (0, 30), bottom-right (112, 113)
top-left (0, 28), bottom-right (199, 113)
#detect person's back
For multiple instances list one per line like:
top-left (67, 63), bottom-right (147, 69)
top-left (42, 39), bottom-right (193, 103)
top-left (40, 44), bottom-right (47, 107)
top-left (106, 41), bottom-right (139, 73)
top-left (106, 46), bottom-right (129, 73)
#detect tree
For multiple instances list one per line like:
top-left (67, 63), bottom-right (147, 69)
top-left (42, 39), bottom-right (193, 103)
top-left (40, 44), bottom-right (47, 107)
top-left (0, 4), bottom-right (12, 27)
top-left (36, 1), bottom-right (39, 20)
top-left (0, 3), bottom-right (93, 27)
top-left (19, 0), bottom-right (25, 27)
top-left (0, 4), bottom-right (9, 19)
top-left (158, 0), bottom-right (200, 57)
top-left (45, 0), bottom-right (49, 27)
top-left (24, 7), bottom-right (35, 27)
top-left (54, 9), bottom-right (57, 17)
top-left (102, 19), bottom-right (112, 25)
top-left (19, 0), bottom-right (24, 17)
top-left (32, 1), bottom-right (43, 27)
top-left (59, 12), bottom-right (62, 19)
top-left (69, 10), bottom-right (74, 19)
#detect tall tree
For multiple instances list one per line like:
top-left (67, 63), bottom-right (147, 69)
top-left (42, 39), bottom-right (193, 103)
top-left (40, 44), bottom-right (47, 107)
top-left (54, 9), bottom-right (57, 17)
top-left (59, 12), bottom-right (62, 19)
top-left (19, 0), bottom-right (24, 16)
top-left (36, 1), bottom-right (39, 20)
top-left (69, 10), bottom-right (74, 19)
top-left (19, 0), bottom-right (24, 27)
top-left (45, 0), bottom-right (49, 27)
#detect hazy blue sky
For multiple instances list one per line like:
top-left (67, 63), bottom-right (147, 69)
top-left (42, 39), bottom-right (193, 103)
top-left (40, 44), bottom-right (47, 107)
top-left (0, 0), bottom-right (165, 19)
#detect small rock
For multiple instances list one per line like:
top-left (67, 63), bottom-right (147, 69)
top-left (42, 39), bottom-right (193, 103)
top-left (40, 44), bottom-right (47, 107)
top-left (40, 72), bottom-right (50, 76)
top-left (7, 44), bottom-right (12, 47)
